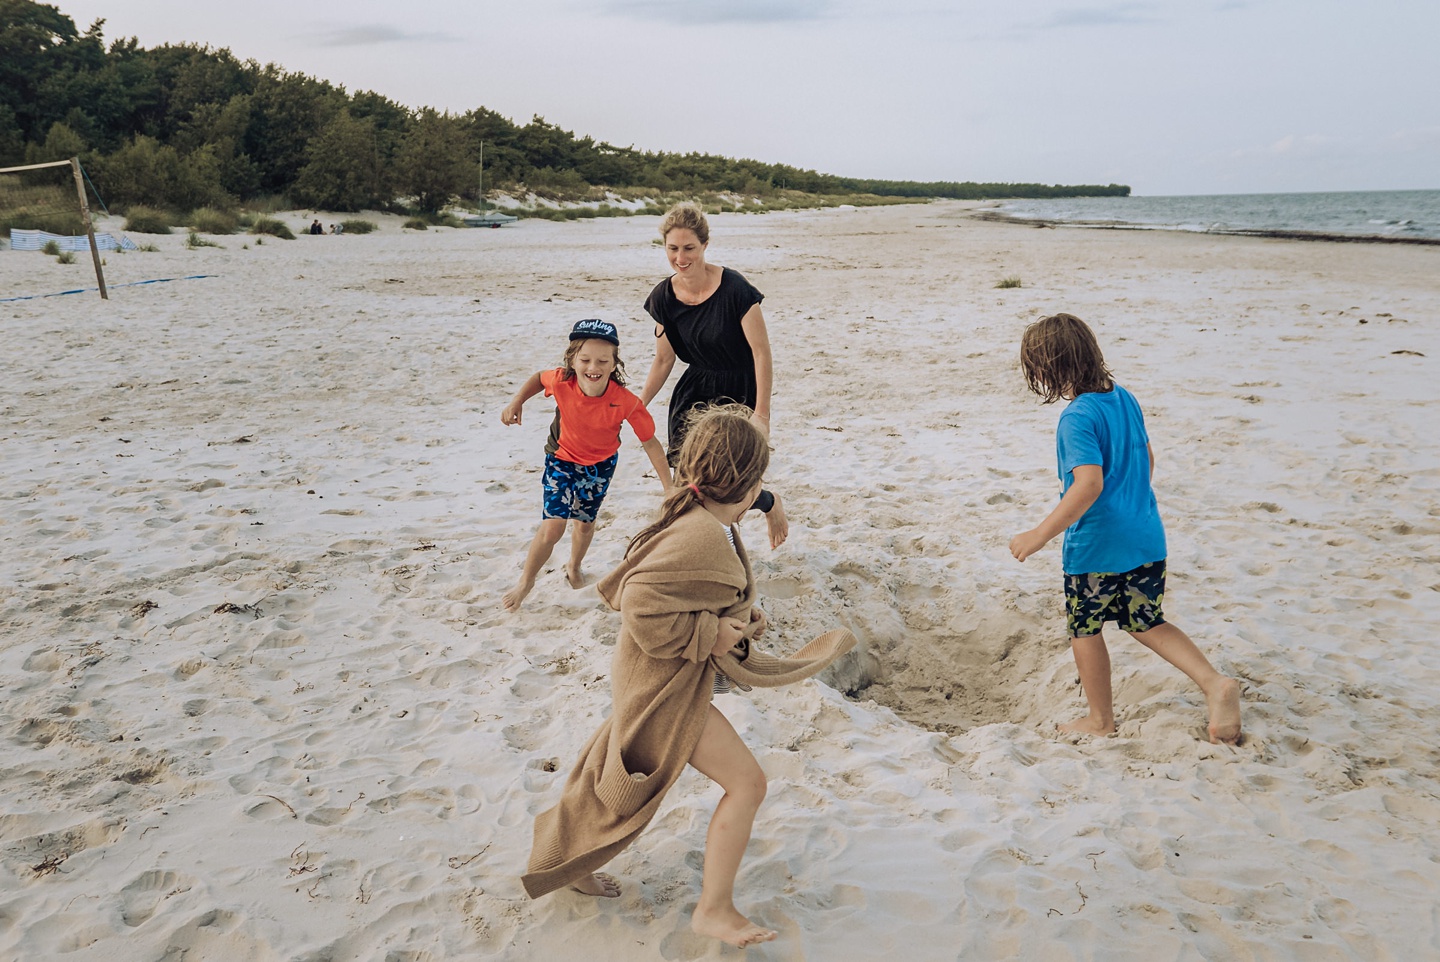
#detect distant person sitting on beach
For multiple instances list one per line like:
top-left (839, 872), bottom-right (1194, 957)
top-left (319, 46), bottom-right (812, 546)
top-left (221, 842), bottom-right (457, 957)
top-left (520, 405), bottom-right (855, 948)
top-left (638, 203), bottom-right (788, 549)
top-left (1009, 313), bottom-right (1242, 745)
top-left (310, 219), bottom-right (324, 235)
top-left (499, 319), bottom-right (671, 611)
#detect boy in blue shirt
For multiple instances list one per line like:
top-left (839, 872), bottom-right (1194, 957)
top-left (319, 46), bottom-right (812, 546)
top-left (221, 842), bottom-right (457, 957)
top-left (1010, 313), bottom-right (1241, 745)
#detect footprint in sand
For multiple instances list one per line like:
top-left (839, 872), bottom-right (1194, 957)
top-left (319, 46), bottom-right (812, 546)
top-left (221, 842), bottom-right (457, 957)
top-left (228, 754), bottom-right (298, 795)
top-left (520, 756), bottom-right (562, 793)
top-left (5, 816), bottom-right (126, 876)
top-left (502, 721), bottom-right (545, 753)
top-left (118, 869), bottom-right (195, 927)
top-left (366, 786), bottom-right (458, 819)
top-left (173, 658), bottom-right (206, 680)
top-left (21, 648), bottom-right (64, 673)
top-left (508, 670), bottom-right (552, 701)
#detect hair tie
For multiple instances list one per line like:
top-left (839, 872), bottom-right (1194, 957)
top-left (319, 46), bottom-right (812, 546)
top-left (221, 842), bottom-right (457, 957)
top-left (687, 483), bottom-right (704, 503)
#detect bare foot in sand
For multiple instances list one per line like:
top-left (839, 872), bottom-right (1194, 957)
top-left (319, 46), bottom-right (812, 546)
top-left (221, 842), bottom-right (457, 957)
top-left (570, 873), bottom-right (621, 898)
top-left (692, 905), bottom-right (777, 948)
top-left (564, 564), bottom-right (587, 589)
top-left (1205, 676), bottom-right (1242, 745)
top-left (764, 494), bottom-right (788, 549)
top-left (501, 577), bottom-right (535, 612)
top-left (1057, 716), bottom-right (1117, 737)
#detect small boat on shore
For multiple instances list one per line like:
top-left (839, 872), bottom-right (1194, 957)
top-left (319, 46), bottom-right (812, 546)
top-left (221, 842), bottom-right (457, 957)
top-left (459, 209), bottom-right (518, 228)
top-left (460, 141), bottom-right (517, 227)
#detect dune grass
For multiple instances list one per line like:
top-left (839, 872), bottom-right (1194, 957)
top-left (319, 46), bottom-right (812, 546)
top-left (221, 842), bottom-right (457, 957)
top-left (124, 205), bottom-right (174, 234)
top-left (192, 207), bottom-right (239, 234)
top-left (250, 217), bottom-right (295, 240)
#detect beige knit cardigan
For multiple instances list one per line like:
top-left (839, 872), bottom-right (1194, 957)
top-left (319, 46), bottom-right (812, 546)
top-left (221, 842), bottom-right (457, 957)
top-left (521, 506), bottom-right (856, 898)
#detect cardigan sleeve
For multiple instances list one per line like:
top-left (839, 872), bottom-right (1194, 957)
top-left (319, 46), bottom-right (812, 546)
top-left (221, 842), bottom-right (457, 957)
top-left (619, 580), bottom-right (722, 663)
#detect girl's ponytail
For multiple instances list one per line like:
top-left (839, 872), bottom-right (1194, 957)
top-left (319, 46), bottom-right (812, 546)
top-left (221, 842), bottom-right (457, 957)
top-left (628, 485), bottom-right (704, 555)
top-left (627, 405), bottom-right (769, 555)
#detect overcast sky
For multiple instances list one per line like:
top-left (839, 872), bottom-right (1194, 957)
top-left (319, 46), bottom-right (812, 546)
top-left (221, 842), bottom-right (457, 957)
top-left (53, 0), bottom-right (1440, 196)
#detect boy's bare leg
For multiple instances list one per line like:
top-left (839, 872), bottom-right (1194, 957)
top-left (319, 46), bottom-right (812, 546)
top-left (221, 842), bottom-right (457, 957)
top-left (502, 518), bottom-right (567, 611)
top-left (687, 705), bottom-right (778, 948)
top-left (565, 519), bottom-right (596, 588)
top-left (1060, 633), bottom-right (1117, 735)
top-left (1129, 623), bottom-right (1241, 744)
top-left (570, 872), bottom-right (621, 898)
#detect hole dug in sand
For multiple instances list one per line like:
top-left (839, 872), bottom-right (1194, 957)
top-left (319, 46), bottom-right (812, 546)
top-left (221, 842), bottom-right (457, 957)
top-left (759, 551), bottom-right (1073, 736)
top-left (855, 612), bottom-right (1072, 735)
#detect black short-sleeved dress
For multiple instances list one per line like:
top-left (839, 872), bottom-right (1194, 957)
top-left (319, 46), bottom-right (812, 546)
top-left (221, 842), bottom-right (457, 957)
top-left (644, 267), bottom-right (763, 462)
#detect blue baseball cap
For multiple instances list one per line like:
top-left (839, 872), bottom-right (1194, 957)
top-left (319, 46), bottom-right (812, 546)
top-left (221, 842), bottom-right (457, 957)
top-left (570, 318), bottom-right (619, 345)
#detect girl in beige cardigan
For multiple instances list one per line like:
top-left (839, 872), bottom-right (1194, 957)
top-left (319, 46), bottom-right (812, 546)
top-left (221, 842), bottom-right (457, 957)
top-left (522, 406), bottom-right (855, 949)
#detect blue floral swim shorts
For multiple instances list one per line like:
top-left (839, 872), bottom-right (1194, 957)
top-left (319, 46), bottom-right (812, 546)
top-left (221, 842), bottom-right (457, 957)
top-left (1064, 560), bottom-right (1167, 638)
top-left (542, 452), bottom-right (618, 522)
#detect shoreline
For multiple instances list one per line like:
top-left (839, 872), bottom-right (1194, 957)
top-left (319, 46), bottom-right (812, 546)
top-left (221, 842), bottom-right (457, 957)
top-left (968, 207), bottom-right (1440, 245)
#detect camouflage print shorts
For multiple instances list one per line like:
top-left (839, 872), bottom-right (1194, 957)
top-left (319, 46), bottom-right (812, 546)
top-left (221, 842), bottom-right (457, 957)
top-left (1064, 560), bottom-right (1167, 638)
top-left (541, 452), bottom-right (618, 522)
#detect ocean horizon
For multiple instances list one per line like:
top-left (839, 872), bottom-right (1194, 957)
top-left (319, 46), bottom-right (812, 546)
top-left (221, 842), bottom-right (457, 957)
top-left (990, 188), bottom-right (1440, 242)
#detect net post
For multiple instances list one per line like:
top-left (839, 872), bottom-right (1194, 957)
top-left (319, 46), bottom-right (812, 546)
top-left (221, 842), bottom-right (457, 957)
top-left (70, 156), bottom-right (108, 300)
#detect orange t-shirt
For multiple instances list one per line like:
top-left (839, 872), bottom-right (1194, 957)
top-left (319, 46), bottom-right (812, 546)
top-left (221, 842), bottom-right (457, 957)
top-left (540, 368), bottom-right (656, 465)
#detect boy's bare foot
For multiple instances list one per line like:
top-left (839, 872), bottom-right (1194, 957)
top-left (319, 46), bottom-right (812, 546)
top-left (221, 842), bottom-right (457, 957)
top-left (501, 578), bottom-right (535, 612)
top-left (692, 904), bottom-right (777, 948)
top-left (765, 494), bottom-right (788, 549)
top-left (570, 872), bottom-right (621, 898)
top-left (1057, 716), bottom-right (1117, 736)
top-left (1205, 676), bottom-right (1242, 745)
top-left (564, 564), bottom-right (587, 589)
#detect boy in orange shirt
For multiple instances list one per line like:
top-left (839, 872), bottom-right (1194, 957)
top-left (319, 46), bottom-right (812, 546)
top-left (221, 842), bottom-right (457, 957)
top-left (501, 320), bottom-right (671, 611)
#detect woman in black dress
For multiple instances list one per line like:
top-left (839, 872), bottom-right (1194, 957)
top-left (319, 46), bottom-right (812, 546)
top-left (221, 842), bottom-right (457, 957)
top-left (640, 203), bottom-right (788, 548)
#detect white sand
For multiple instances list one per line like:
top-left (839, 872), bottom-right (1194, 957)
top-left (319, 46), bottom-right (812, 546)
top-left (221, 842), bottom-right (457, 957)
top-left (2, 205), bottom-right (1438, 960)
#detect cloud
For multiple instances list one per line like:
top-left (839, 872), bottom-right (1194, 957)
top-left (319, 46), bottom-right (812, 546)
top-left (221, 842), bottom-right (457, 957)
top-left (1036, 3), bottom-right (1161, 29)
top-left (1385, 126), bottom-right (1440, 152)
top-left (309, 25), bottom-right (457, 47)
top-left (994, 2), bottom-right (1161, 38)
top-left (1212, 133), bottom-right (1336, 166)
top-left (606, 0), bottom-right (836, 25)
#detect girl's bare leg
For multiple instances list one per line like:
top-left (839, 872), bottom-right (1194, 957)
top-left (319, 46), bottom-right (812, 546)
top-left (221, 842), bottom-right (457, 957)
top-left (565, 519), bottom-right (596, 588)
top-left (1060, 633), bottom-right (1117, 735)
top-left (687, 704), bottom-right (777, 948)
top-left (1129, 622), bottom-right (1242, 744)
top-left (502, 518), bottom-right (567, 611)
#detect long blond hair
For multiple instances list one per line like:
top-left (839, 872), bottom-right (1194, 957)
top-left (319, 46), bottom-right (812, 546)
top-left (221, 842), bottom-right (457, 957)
top-left (628, 404), bottom-right (768, 555)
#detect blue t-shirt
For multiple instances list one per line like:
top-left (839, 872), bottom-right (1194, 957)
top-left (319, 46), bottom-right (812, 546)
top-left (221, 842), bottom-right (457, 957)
top-left (1055, 383), bottom-right (1167, 575)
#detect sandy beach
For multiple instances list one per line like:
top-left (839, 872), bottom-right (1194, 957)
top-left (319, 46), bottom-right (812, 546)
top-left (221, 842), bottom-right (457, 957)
top-left (2, 202), bottom-right (1438, 960)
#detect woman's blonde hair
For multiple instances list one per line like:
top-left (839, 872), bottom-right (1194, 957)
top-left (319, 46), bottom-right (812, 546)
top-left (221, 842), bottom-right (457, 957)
top-left (1019, 313), bottom-right (1114, 403)
top-left (659, 202), bottom-right (710, 245)
top-left (628, 404), bottom-right (768, 554)
top-left (561, 337), bottom-right (627, 386)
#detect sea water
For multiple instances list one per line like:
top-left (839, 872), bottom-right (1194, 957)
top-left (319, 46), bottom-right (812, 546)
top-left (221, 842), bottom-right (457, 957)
top-left (993, 189), bottom-right (1440, 241)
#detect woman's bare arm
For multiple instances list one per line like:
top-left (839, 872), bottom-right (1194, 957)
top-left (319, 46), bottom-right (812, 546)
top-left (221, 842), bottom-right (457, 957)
top-left (641, 330), bottom-right (677, 407)
top-left (739, 304), bottom-right (773, 427)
